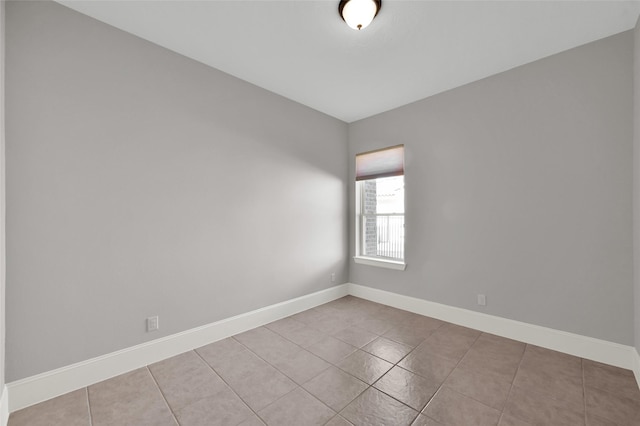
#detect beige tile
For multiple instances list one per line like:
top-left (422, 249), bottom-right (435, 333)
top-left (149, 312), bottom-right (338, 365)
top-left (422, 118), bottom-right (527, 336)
top-left (585, 386), bottom-right (640, 425)
top-left (233, 326), bottom-right (300, 364)
top-left (325, 415), bottom-right (355, 426)
top-left (411, 414), bottom-right (443, 425)
top-left (513, 357), bottom-right (584, 410)
top-left (398, 350), bottom-right (458, 383)
top-left (149, 351), bottom-right (228, 411)
top-left (308, 335), bottom-right (358, 364)
top-left (309, 311), bottom-right (354, 335)
top-left (238, 415), bottom-right (266, 425)
top-left (353, 316), bottom-right (395, 335)
top-left (471, 333), bottom-right (526, 362)
top-left (522, 345), bottom-right (582, 378)
top-left (414, 323), bottom-right (479, 362)
top-left (338, 350), bottom-right (394, 384)
top-left (401, 315), bottom-right (445, 334)
top-left (445, 367), bottom-right (512, 410)
top-left (270, 348), bottom-right (331, 384)
top-left (457, 348), bottom-right (521, 383)
top-left (209, 348), bottom-right (297, 411)
top-left (290, 308), bottom-right (328, 325)
top-left (498, 413), bottom-right (532, 426)
top-left (334, 326), bottom-right (378, 348)
top-left (265, 317), bottom-right (306, 335)
top-left (585, 413), bottom-right (618, 426)
top-left (303, 366), bottom-right (368, 411)
top-left (583, 359), bottom-right (640, 401)
top-left (8, 389), bottom-right (90, 426)
top-left (88, 368), bottom-right (177, 426)
top-left (383, 324), bottom-right (433, 347)
top-left (373, 366), bottom-right (440, 411)
top-left (196, 337), bottom-right (246, 369)
top-left (275, 323), bottom-right (328, 348)
top-left (341, 387), bottom-right (419, 426)
top-left (503, 385), bottom-right (585, 425)
top-left (362, 337), bottom-right (413, 364)
top-left (258, 388), bottom-right (335, 426)
top-left (423, 387), bottom-right (501, 426)
top-left (173, 390), bottom-right (254, 426)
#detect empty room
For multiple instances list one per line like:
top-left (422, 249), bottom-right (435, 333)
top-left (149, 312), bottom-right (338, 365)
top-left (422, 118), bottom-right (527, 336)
top-left (2, 0), bottom-right (640, 425)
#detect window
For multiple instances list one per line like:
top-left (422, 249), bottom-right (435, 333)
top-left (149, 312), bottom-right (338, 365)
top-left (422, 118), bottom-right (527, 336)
top-left (355, 145), bottom-right (406, 270)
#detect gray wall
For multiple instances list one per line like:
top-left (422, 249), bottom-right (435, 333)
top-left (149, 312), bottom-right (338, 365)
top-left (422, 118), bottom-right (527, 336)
top-left (635, 16), bottom-right (640, 354)
top-left (5, 1), bottom-right (348, 381)
top-left (349, 32), bottom-right (634, 345)
top-left (0, 0), bottom-right (6, 393)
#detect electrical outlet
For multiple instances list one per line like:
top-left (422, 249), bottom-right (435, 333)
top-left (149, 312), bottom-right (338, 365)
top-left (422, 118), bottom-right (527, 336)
top-left (331, 272), bottom-right (336, 283)
top-left (147, 316), bottom-right (159, 332)
top-left (477, 294), bottom-right (486, 306)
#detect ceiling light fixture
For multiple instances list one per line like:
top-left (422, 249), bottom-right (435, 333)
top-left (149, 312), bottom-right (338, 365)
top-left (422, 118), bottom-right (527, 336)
top-left (339, 0), bottom-right (381, 31)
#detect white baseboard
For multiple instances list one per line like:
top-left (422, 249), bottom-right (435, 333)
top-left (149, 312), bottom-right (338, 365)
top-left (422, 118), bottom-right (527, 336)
top-left (7, 282), bottom-right (639, 414)
top-left (632, 348), bottom-right (640, 389)
top-left (7, 284), bottom-right (349, 413)
top-left (0, 386), bottom-right (8, 426)
top-left (348, 283), bottom-right (636, 370)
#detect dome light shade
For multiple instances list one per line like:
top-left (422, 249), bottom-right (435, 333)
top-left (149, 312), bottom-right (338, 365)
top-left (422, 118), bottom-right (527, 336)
top-left (339, 0), bottom-right (381, 31)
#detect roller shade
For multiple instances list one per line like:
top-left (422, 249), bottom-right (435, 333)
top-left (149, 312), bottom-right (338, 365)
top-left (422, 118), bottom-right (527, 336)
top-left (355, 145), bottom-right (404, 181)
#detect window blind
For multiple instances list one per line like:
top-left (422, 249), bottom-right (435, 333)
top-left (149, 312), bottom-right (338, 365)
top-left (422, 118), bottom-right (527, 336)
top-left (355, 145), bottom-right (404, 181)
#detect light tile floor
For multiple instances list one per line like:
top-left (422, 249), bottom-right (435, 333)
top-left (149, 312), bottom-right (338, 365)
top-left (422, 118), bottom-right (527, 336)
top-left (8, 296), bottom-right (640, 425)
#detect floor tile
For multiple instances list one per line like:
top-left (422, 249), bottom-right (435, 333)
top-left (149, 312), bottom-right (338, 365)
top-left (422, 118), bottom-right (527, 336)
top-left (8, 389), bottom-right (90, 426)
top-left (503, 385), bottom-right (585, 425)
top-left (353, 316), bottom-right (395, 335)
top-left (333, 326), bottom-right (378, 348)
top-left (88, 368), bottom-right (177, 426)
top-left (275, 323), bottom-right (328, 348)
top-left (258, 387), bottom-right (335, 426)
top-left (149, 351), bottom-right (228, 411)
top-left (303, 366), bottom-right (369, 412)
top-left (411, 414), bottom-right (443, 425)
top-left (423, 387), bottom-right (501, 426)
top-left (208, 348), bottom-right (297, 411)
top-left (338, 350), bottom-right (394, 384)
top-left (383, 324), bottom-right (433, 347)
top-left (195, 337), bottom-right (246, 369)
top-left (456, 347), bottom-right (521, 383)
top-left (444, 366), bottom-right (512, 410)
top-left (233, 326), bottom-right (300, 364)
top-left (270, 348), bottom-right (331, 384)
top-left (238, 415), bottom-right (267, 425)
top-left (472, 333), bottom-right (526, 362)
top-left (521, 345), bottom-right (582, 378)
top-left (414, 324), bottom-right (478, 362)
top-left (308, 335), bottom-right (358, 364)
top-left (173, 390), bottom-right (254, 426)
top-left (583, 359), bottom-right (640, 401)
top-left (585, 413), bottom-right (618, 426)
top-left (373, 366), bottom-right (440, 411)
top-left (585, 385), bottom-right (640, 425)
top-left (513, 357), bottom-right (584, 410)
top-left (362, 337), bottom-right (413, 364)
top-left (398, 349), bottom-right (458, 383)
top-left (265, 317), bottom-right (306, 335)
top-left (325, 415), bottom-right (355, 425)
top-left (308, 311), bottom-right (353, 335)
top-left (290, 308), bottom-right (328, 325)
top-left (341, 387), bottom-right (419, 426)
top-left (497, 413), bottom-right (532, 426)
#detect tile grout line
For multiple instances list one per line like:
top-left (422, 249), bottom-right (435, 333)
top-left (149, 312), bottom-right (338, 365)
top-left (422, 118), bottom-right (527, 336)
top-left (85, 387), bottom-right (93, 426)
top-left (192, 347), bottom-right (268, 425)
top-left (500, 343), bottom-right (530, 425)
top-left (581, 358), bottom-right (588, 426)
top-left (145, 366), bottom-right (180, 426)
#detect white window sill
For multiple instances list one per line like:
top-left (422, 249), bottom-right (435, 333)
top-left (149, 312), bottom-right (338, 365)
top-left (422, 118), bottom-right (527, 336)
top-left (353, 256), bottom-right (407, 271)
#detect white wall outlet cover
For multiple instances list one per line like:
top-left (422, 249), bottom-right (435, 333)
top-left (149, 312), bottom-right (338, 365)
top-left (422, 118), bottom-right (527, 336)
top-left (147, 316), bottom-right (159, 332)
top-left (477, 294), bottom-right (486, 306)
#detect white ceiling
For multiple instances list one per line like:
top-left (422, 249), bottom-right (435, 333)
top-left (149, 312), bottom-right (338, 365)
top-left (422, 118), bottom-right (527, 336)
top-left (57, 0), bottom-right (640, 123)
